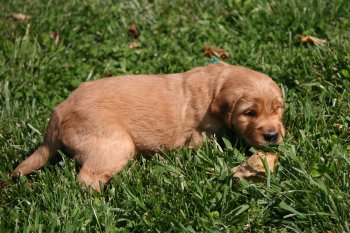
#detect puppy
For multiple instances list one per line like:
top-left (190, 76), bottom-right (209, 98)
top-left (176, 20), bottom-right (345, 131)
top-left (12, 62), bottom-right (284, 191)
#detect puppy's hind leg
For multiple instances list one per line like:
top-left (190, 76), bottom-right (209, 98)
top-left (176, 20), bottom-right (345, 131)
top-left (76, 132), bottom-right (135, 192)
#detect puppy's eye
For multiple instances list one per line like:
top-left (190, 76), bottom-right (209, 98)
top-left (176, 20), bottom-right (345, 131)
top-left (244, 110), bottom-right (256, 117)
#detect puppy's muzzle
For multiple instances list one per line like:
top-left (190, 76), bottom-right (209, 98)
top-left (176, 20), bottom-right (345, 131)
top-left (263, 131), bottom-right (279, 143)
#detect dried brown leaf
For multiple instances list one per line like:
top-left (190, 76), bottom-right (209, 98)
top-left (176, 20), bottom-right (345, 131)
top-left (232, 151), bottom-right (279, 182)
top-left (204, 46), bottom-right (229, 58)
top-left (128, 24), bottom-right (140, 39)
top-left (300, 35), bottom-right (327, 45)
top-left (11, 13), bottom-right (31, 21)
top-left (0, 180), bottom-right (6, 189)
top-left (50, 32), bottom-right (60, 45)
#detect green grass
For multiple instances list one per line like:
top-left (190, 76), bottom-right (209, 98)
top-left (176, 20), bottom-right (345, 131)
top-left (1, 0), bottom-right (350, 232)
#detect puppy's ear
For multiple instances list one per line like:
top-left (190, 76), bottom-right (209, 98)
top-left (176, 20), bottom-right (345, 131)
top-left (211, 95), bottom-right (231, 116)
top-left (211, 88), bottom-right (241, 126)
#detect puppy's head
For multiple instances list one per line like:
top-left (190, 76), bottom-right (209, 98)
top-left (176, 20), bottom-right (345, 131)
top-left (211, 65), bottom-right (284, 147)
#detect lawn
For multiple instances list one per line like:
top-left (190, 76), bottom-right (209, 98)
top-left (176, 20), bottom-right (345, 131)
top-left (1, 0), bottom-right (350, 232)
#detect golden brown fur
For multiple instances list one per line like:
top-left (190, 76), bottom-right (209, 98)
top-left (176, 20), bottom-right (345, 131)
top-left (12, 62), bottom-right (284, 191)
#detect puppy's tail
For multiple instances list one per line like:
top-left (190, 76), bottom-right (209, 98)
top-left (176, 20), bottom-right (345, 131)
top-left (11, 110), bottom-right (62, 176)
top-left (11, 144), bottom-right (54, 176)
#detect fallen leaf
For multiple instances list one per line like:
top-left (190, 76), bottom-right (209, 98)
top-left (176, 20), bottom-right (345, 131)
top-left (300, 35), bottom-right (327, 45)
top-left (128, 41), bottom-right (141, 49)
top-left (50, 32), bottom-right (60, 45)
top-left (10, 13), bottom-right (31, 21)
top-left (128, 24), bottom-right (140, 39)
top-left (232, 151), bottom-right (279, 182)
top-left (0, 180), bottom-right (6, 189)
top-left (204, 46), bottom-right (229, 58)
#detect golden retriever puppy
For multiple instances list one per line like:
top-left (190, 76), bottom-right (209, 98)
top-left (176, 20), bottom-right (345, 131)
top-left (12, 62), bottom-right (284, 191)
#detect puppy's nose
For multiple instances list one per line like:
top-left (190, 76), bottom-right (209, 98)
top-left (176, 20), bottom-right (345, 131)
top-left (263, 131), bottom-right (278, 142)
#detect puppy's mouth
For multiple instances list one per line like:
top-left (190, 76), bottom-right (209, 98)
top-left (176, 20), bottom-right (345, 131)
top-left (244, 131), bottom-right (283, 147)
